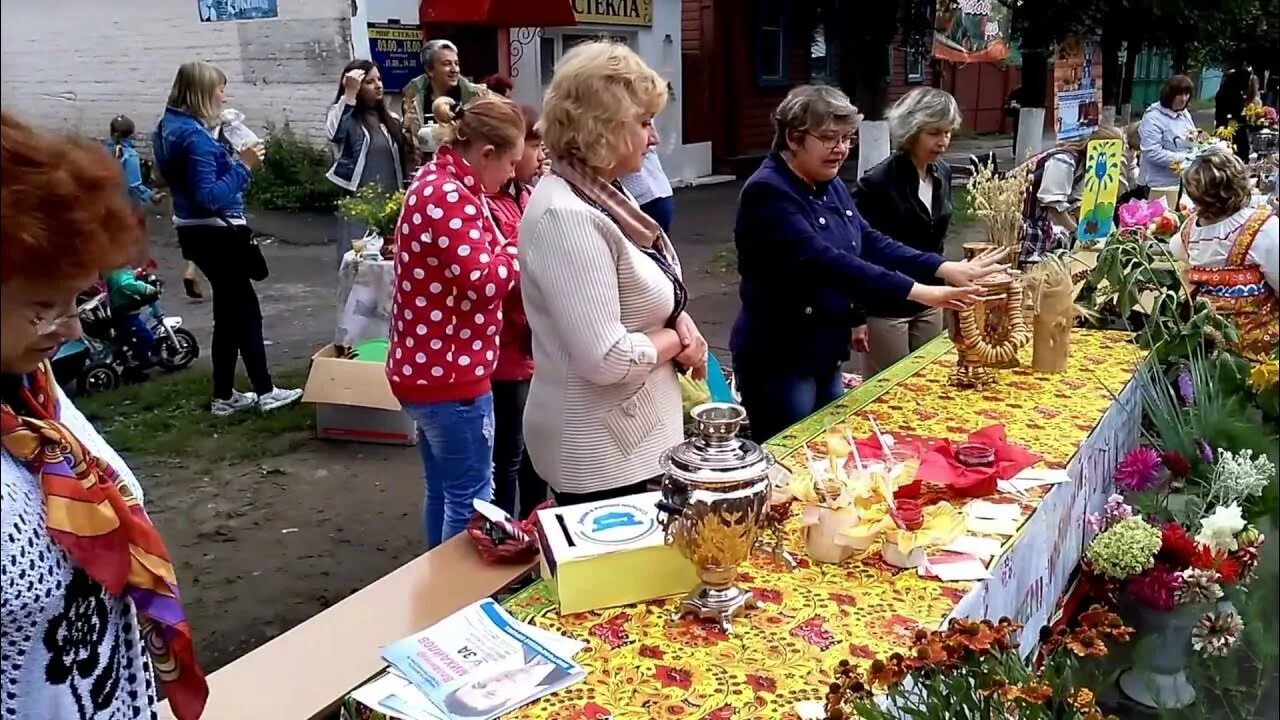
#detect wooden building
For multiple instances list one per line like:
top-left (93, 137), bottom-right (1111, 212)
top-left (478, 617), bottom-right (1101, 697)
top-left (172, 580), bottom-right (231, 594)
top-left (681, 0), bottom-right (942, 174)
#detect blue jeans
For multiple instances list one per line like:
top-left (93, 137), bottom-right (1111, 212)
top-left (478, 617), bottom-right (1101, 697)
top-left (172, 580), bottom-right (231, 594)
top-left (735, 366), bottom-right (844, 443)
top-left (404, 395), bottom-right (495, 547)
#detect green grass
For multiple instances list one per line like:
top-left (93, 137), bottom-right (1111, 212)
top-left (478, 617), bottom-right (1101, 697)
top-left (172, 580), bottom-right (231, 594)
top-left (707, 244), bottom-right (738, 275)
top-left (952, 186), bottom-right (977, 228)
top-left (76, 365), bottom-right (313, 467)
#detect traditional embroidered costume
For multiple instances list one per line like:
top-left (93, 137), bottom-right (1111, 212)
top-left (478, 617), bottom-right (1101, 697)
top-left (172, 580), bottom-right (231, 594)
top-left (1173, 207), bottom-right (1280, 362)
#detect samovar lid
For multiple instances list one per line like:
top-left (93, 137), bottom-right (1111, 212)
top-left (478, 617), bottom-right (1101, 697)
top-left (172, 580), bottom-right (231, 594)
top-left (660, 403), bottom-right (774, 485)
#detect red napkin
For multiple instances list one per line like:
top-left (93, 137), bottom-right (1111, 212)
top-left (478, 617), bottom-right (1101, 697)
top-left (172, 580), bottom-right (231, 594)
top-left (915, 425), bottom-right (1042, 497)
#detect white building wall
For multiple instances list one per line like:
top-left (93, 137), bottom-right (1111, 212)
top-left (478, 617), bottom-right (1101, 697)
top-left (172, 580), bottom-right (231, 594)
top-left (0, 0), bottom-right (353, 147)
top-left (509, 0), bottom-right (712, 184)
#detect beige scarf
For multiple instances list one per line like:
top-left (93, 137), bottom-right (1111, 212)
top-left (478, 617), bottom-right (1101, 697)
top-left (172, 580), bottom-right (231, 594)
top-left (552, 156), bottom-right (667, 252)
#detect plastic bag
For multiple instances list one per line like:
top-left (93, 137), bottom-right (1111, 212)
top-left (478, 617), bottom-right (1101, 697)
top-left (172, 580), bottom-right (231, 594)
top-left (219, 108), bottom-right (261, 151)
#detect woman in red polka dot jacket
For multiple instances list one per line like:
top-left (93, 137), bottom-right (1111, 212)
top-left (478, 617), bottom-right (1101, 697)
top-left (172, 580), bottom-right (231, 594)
top-left (387, 92), bottom-right (528, 547)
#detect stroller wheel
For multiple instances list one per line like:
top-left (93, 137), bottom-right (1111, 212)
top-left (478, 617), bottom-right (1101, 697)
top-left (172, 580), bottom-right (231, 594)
top-left (80, 363), bottom-right (121, 395)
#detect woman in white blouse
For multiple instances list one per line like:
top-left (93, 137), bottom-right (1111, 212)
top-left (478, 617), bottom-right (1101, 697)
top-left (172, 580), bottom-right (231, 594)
top-left (1171, 148), bottom-right (1278, 362)
top-left (520, 41), bottom-right (708, 506)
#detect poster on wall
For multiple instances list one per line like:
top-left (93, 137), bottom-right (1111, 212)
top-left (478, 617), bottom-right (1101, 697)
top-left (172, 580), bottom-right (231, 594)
top-left (933, 0), bottom-right (1012, 64)
top-left (367, 23), bottom-right (423, 94)
top-left (1054, 37), bottom-right (1103, 142)
top-left (198, 0), bottom-right (278, 22)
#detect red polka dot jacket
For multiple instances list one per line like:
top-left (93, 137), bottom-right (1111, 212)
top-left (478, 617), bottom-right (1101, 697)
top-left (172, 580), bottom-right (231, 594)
top-left (386, 146), bottom-right (520, 404)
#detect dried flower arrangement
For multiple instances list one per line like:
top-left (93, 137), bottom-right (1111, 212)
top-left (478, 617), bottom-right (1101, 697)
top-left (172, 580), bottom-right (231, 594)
top-left (967, 162), bottom-right (1033, 251)
top-left (820, 609), bottom-right (1130, 720)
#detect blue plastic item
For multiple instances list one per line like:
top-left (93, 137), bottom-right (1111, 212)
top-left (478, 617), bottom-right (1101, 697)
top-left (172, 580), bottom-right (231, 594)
top-left (705, 352), bottom-right (734, 403)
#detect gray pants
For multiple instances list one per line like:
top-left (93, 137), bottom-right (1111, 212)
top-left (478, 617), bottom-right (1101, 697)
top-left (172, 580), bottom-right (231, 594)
top-left (861, 308), bottom-right (944, 378)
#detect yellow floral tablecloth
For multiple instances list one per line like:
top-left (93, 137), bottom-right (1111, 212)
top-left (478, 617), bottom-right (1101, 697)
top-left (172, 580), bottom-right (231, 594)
top-left (502, 330), bottom-right (1141, 720)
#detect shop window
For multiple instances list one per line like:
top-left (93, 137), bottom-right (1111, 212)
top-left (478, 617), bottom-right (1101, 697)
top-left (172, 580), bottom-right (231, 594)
top-left (540, 31), bottom-right (634, 87)
top-left (810, 25), bottom-right (833, 84)
top-left (905, 48), bottom-right (927, 84)
top-left (755, 0), bottom-right (786, 86)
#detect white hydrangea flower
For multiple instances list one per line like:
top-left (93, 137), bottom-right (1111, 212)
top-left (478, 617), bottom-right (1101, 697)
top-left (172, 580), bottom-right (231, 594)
top-left (1195, 504), bottom-right (1247, 554)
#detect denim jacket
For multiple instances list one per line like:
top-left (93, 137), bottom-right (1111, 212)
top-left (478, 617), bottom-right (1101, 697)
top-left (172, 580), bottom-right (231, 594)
top-left (152, 107), bottom-right (251, 220)
top-left (106, 140), bottom-right (155, 206)
top-left (324, 100), bottom-right (405, 192)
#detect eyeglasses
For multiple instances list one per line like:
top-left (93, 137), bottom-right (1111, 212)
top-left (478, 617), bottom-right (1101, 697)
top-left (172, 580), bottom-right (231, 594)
top-left (807, 131), bottom-right (858, 151)
top-left (31, 308), bottom-right (80, 336)
top-left (30, 294), bottom-right (97, 335)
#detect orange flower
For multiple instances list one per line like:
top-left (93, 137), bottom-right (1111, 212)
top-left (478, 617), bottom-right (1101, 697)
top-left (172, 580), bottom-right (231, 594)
top-left (980, 676), bottom-right (1020, 702)
top-left (947, 618), bottom-right (1000, 653)
top-left (1065, 629), bottom-right (1109, 658)
top-left (1068, 688), bottom-right (1098, 712)
top-left (1016, 681), bottom-right (1054, 704)
top-left (1077, 606), bottom-right (1132, 642)
top-left (865, 657), bottom-right (907, 688)
top-left (906, 637), bottom-right (949, 669)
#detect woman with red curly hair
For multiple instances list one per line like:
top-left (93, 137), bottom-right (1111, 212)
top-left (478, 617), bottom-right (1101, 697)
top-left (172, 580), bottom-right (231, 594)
top-left (1, 112), bottom-right (207, 720)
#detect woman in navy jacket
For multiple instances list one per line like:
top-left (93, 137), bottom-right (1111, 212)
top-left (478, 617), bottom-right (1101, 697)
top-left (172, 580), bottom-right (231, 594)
top-left (731, 85), bottom-right (1006, 442)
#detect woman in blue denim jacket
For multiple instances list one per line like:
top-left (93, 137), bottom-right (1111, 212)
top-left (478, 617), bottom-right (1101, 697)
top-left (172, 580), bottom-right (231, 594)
top-left (326, 59), bottom-right (408, 262)
top-left (153, 60), bottom-right (302, 417)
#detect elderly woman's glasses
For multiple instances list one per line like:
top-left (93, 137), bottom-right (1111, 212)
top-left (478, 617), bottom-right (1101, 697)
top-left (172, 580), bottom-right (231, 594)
top-left (807, 131), bottom-right (857, 151)
top-left (30, 294), bottom-right (98, 335)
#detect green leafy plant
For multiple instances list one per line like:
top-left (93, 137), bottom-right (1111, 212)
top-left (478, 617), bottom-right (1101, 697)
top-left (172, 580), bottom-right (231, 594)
top-left (1082, 234), bottom-right (1238, 363)
top-left (244, 123), bottom-right (344, 212)
top-left (336, 185), bottom-right (405, 240)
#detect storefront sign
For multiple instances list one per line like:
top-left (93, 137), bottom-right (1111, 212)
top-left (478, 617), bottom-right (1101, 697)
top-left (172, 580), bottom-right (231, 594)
top-left (573, 0), bottom-right (652, 27)
top-left (933, 0), bottom-right (1011, 64)
top-left (367, 23), bottom-right (423, 94)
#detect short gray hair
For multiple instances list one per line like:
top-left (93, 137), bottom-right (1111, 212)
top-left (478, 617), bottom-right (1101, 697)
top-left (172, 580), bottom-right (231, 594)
top-left (421, 39), bottom-right (458, 70)
top-left (887, 88), bottom-right (962, 149)
top-left (771, 84), bottom-right (862, 153)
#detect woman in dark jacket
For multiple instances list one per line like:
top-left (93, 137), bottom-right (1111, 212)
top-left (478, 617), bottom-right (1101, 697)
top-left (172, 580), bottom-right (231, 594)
top-left (853, 88), bottom-right (961, 376)
top-left (1215, 65), bottom-right (1259, 162)
top-left (731, 85), bottom-right (1007, 442)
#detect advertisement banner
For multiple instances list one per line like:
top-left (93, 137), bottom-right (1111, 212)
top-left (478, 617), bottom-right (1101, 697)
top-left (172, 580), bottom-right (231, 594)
top-left (198, 0), bottom-right (277, 22)
top-left (368, 23), bottom-right (423, 94)
top-left (933, 0), bottom-right (1012, 64)
top-left (1054, 37), bottom-right (1104, 142)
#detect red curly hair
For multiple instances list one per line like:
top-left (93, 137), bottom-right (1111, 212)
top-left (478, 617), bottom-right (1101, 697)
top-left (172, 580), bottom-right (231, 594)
top-left (1, 111), bottom-right (141, 284)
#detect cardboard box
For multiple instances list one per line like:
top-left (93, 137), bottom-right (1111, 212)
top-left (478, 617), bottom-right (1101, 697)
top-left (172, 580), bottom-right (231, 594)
top-left (302, 344), bottom-right (416, 445)
top-left (537, 492), bottom-right (700, 615)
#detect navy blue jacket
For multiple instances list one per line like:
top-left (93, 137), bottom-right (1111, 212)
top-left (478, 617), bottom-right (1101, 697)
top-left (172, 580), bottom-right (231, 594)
top-left (153, 107), bottom-right (251, 220)
top-left (730, 153), bottom-right (945, 374)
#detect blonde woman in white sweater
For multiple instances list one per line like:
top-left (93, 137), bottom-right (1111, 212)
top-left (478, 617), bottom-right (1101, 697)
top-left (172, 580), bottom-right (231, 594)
top-left (520, 42), bottom-right (708, 506)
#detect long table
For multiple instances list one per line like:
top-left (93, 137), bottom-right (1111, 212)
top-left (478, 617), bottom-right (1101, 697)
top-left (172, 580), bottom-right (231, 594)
top-left (167, 329), bottom-right (1142, 720)
top-left (498, 330), bottom-right (1143, 719)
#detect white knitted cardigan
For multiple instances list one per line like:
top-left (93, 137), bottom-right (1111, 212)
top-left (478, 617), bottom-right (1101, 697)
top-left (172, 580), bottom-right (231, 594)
top-left (1, 384), bottom-right (157, 720)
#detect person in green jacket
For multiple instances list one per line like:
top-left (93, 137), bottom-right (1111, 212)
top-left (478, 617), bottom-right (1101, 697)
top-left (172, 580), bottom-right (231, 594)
top-left (105, 267), bottom-right (159, 363)
top-left (401, 39), bottom-right (485, 166)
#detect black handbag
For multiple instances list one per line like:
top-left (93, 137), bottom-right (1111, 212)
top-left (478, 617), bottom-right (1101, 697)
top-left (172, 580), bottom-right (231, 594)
top-left (219, 216), bottom-right (269, 281)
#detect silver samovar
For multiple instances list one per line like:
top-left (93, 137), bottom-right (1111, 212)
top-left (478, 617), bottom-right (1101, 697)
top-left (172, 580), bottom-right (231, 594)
top-left (657, 403), bottom-right (774, 632)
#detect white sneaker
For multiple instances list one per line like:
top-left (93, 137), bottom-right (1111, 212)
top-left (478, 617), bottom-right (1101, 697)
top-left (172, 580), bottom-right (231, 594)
top-left (211, 391), bottom-right (259, 417)
top-left (257, 387), bottom-right (304, 412)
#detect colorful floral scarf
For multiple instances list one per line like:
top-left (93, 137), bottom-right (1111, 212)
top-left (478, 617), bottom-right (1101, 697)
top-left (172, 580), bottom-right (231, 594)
top-left (0, 363), bottom-right (207, 719)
